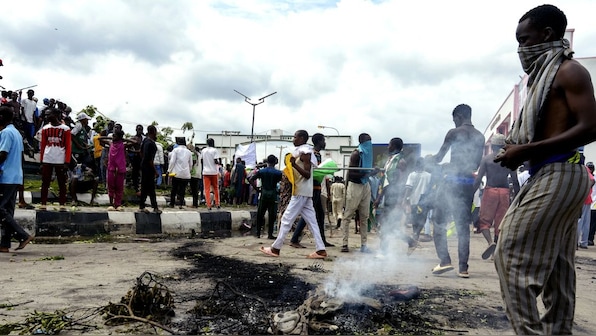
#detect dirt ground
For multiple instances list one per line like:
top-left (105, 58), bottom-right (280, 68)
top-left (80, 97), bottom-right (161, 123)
top-left (1, 228), bottom-right (596, 335)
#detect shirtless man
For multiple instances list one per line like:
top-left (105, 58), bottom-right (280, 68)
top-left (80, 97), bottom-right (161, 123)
top-left (429, 104), bottom-right (485, 278)
top-left (472, 134), bottom-right (519, 260)
top-left (494, 5), bottom-right (596, 334)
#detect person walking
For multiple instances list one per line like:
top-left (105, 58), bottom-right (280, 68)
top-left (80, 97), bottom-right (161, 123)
top-left (330, 176), bottom-right (346, 230)
top-left (0, 106), bottom-right (33, 252)
top-left (472, 134), bottom-right (519, 259)
top-left (494, 5), bottom-right (596, 334)
top-left (340, 133), bottom-right (378, 253)
top-left (429, 104), bottom-right (485, 278)
top-left (260, 130), bottom-right (327, 259)
top-left (577, 163), bottom-right (595, 249)
top-left (373, 137), bottom-right (412, 257)
top-left (290, 133), bottom-right (334, 248)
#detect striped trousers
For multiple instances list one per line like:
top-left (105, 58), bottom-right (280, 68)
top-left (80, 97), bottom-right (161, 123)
top-left (494, 162), bottom-right (590, 335)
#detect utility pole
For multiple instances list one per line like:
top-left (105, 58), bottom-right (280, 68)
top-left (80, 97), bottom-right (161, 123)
top-left (234, 90), bottom-right (277, 142)
top-left (276, 145), bottom-right (288, 170)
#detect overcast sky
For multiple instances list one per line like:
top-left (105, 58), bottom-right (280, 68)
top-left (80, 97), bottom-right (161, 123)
top-left (3, 0), bottom-right (596, 155)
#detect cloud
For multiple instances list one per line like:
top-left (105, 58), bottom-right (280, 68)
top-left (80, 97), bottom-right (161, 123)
top-left (2, 0), bottom-right (596, 156)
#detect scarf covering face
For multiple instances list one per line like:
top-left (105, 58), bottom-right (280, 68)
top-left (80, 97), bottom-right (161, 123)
top-left (507, 39), bottom-right (573, 145)
top-left (358, 140), bottom-right (373, 184)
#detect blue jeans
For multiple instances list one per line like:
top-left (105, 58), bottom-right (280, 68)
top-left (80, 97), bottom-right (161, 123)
top-left (0, 184), bottom-right (30, 248)
top-left (578, 203), bottom-right (591, 247)
top-left (432, 179), bottom-right (474, 272)
top-left (155, 165), bottom-right (163, 186)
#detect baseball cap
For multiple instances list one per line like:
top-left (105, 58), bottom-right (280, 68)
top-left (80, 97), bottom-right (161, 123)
top-left (76, 112), bottom-right (91, 121)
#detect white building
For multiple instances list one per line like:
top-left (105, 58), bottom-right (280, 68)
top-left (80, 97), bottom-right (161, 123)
top-left (206, 129), bottom-right (354, 169)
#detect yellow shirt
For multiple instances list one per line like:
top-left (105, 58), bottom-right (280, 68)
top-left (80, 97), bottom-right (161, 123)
top-left (93, 134), bottom-right (103, 159)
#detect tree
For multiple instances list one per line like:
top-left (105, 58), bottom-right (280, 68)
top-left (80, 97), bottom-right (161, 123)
top-left (181, 122), bottom-right (194, 145)
top-left (153, 120), bottom-right (174, 149)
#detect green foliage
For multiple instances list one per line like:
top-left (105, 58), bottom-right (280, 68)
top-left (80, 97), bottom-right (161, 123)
top-left (181, 122), bottom-right (195, 145)
top-left (157, 126), bottom-right (174, 148)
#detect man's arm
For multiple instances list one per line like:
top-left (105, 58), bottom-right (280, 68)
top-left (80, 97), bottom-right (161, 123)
top-left (292, 153), bottom-right (312, 179)
top-left (248, 171), bottom-right (260, 190)
top-left (433, 129), bottom-right (454, 163)
top-left (473, 156), bottom-right (487, 192)
top-left (496, 62), bottom-right (596, 169)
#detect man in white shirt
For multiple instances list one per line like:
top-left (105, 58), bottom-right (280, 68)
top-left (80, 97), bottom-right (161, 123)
top-left (167, 138), bottom-right (192, 209)
top-left (20, 89), bottom-right (37, 146)
top-left (154, 141), bottom-right (165, 186)
top-left (201, 138), bottom-right (222, 210)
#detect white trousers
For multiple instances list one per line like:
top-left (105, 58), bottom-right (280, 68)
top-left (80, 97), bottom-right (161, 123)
top-left (272, 195), bottom-right (326, 251)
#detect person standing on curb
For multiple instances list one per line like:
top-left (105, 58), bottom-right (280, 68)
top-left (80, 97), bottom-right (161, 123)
top-left (139, 125), bottom-right (161, 214)
top-left (39, 108), bottom-right (71, 211)
top-left (0, 106), bottom-right (33, 252)
top-left (494, 5), bottom-right (596, 334)
top-left (167, 137), bottom-right (192, 209)
top-left (201, 138), bottom-right (222, 210)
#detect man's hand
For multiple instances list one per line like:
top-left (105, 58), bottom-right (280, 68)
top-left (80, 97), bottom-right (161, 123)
top-left (493, 144), bottom-right (527, 171)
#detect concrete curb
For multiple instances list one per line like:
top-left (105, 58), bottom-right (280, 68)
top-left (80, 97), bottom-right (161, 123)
top-left (14, 206), bottom-right (258, 238)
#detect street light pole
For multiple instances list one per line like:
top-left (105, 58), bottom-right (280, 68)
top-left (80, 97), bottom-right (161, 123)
top-left (222, 130), bottom-right (240, 164)
top-left (317, 125), bottom-right (340, 136)
top-left (234, 90), bottom-right (277, 142)
top-left (276, 145), bottom-right (288, 170)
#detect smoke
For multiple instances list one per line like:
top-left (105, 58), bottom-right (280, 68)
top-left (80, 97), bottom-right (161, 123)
top-left (323, 205), bottom-right (429, 301)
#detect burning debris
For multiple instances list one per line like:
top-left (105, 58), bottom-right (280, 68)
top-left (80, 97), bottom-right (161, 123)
top-left (172, 242), bottom-right (510, 335)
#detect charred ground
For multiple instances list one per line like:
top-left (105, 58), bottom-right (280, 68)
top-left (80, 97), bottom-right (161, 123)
top-left (168, 241), bottom-right (510, 335)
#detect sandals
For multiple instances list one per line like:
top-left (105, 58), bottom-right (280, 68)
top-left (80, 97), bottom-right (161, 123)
top-left (16, 236), bottom-right (34, 250)
top-left (482, 243), bottom-right (497, 260)
top-left (431, 264), bottom-right (454, 275)
top-left (307, 251), bottom-right (327, 259)
top-left (260, 246), bottom-right (280, 257)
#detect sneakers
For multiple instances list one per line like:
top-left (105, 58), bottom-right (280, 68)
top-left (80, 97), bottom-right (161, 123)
top-left (107, 206), bottom-right (116, 211)
top-left (482, 243), bottom-right (497, 260)
top-left (432, 264), bottom-right (454, 275)
top-left (418, 234), bottom-right (432, 242)
top-left (341, 245), bottom-right (349, 253)
top-left (360, 246), bottom-right (372, 253)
